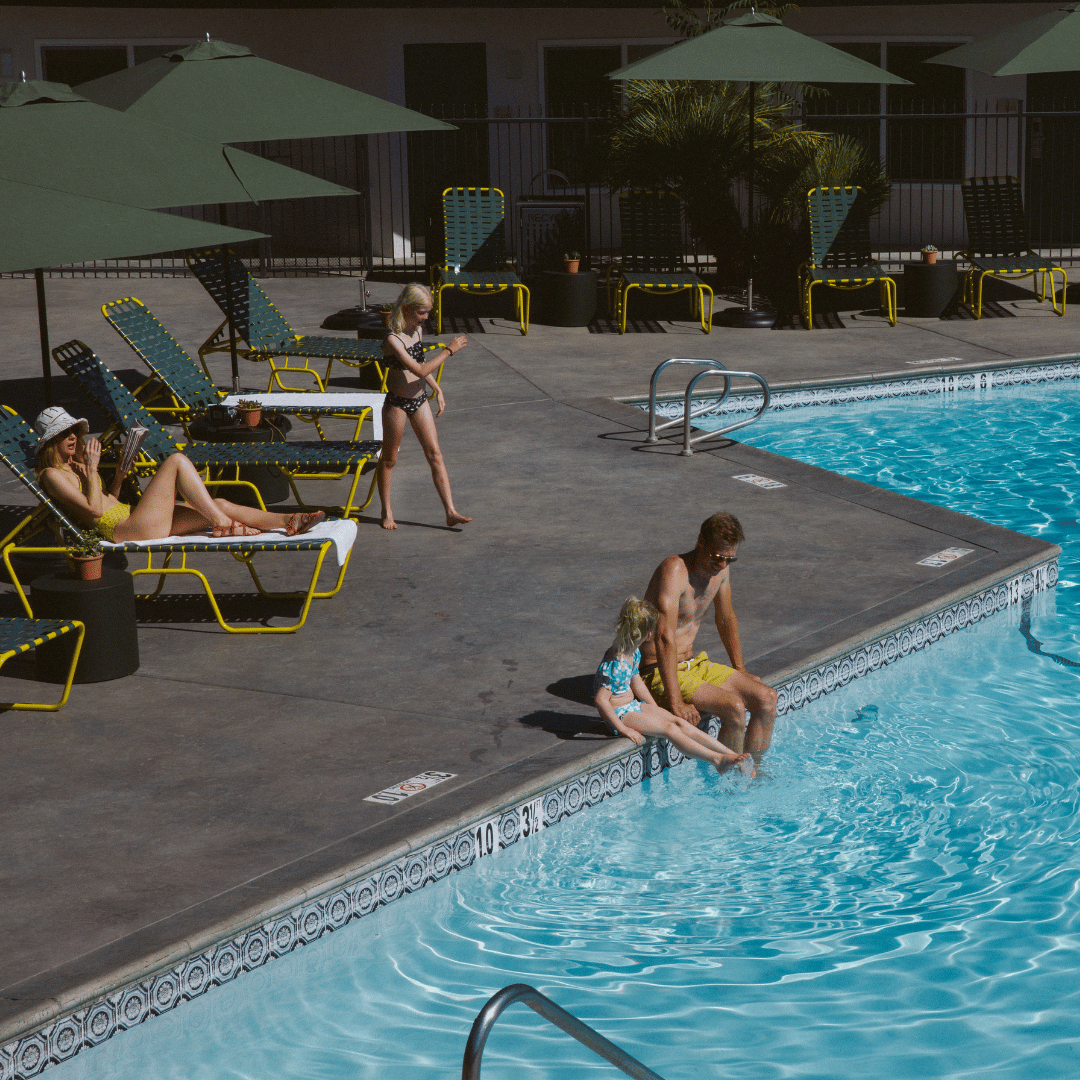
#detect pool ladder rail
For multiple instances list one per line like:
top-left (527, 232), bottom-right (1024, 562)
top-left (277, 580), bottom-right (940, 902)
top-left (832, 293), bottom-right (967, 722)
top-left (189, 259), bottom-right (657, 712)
top-left (646, 358), bottom-right (771, 456)
top-left (462, 984), bottom-right (666, 1080)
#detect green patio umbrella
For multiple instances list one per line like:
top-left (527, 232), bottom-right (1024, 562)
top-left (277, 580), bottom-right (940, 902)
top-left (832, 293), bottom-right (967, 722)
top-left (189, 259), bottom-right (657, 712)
top-left (926, 4), bottom-right (1080, 76)
top-left (1, 176), bottom-right (265, 404)
top-left (0, 79), bottom-right (355, 208)
top-left (609, 10), bottom-right (909, 327)
top-left (76, 39), bottom-right (455, 142)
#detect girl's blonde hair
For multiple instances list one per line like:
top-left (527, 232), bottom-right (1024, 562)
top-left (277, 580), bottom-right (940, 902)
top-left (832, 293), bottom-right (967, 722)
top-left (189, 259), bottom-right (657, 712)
top-left (389, 283), bottom-right (433, 335)
top-left (613, 596), bottom-right (658, 655)
top-left (35, 430), bottom-right (85, 480)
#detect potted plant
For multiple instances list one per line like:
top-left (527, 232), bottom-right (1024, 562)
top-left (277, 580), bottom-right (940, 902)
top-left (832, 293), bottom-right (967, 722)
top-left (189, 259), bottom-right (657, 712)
top-left (376, 302), bottom-right (395, 327)
top-left (921, 244), bottom-right (939, 265)
top-left (564, 251), bottom-right (581, 274)
top-left (70, 530), bottom-right (104, 581)
top-left (235, 399), bottom-right (263, 428)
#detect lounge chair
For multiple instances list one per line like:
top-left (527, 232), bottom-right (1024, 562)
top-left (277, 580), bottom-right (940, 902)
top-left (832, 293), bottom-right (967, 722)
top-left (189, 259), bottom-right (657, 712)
top-left (610, 189), bottom-right (712, 335)
top-left (186, 249), bottom-right (448, 391)
top-left (52, 340), bottom-right (381, 520)
top-left (0, 618), bottom-right (84, 711)
top-left (799, 185), bottom-right (897, 329)
top-left (430, 187), bottom-right (530, 335)
top-left (0, 406), bottom-right (356, 635)
top-left (960, 175), bottom-right (1066, 319)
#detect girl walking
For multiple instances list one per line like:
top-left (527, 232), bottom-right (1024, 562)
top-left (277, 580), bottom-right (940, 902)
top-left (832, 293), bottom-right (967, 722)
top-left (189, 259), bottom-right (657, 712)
top-left (376, 284), bottom-right (471, 530)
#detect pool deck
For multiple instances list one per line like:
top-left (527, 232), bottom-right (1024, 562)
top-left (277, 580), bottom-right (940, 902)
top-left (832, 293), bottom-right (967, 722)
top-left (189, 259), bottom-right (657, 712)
top-left (0, 274), bottom-right (1065, 1051)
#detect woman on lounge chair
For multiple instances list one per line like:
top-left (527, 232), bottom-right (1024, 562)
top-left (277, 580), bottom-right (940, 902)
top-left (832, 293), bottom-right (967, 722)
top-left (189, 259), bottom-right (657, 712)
top-left (376, 283), bottom-right (471, 530)
top-left (34, 406), bottom-right (324, 542)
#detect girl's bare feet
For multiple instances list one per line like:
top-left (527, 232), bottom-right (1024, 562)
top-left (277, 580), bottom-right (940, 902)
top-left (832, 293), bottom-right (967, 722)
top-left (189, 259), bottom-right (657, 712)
top-left (380, 513), bottom-right (398, 530)
top-left (718, 752), bottom-right (755, 778)
top-left (446, 510), bottom-right (471, 527)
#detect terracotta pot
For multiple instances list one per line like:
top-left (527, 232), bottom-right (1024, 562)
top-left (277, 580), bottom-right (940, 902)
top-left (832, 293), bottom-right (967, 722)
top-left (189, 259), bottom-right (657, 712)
top-left (380, 309), bottom-right (393, 327)
top-left (73, 554), bottom-right (103, 581)
top-left (237, 406), bottom-right (262, 428)
top-left (564, 260), bottom-right (580, 274)
top-left (922, 250), bottom-right (938, 265)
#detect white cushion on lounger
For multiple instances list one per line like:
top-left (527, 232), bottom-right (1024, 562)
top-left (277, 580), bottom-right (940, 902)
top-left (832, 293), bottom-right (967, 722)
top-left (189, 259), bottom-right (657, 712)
top-left (220, 393), bottom-right (386, 440)
top-left (102, 518), bottom-right (357, 567)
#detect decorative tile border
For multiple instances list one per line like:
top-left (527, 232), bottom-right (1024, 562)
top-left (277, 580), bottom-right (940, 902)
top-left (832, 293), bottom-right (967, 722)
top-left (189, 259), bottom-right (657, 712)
top-left (0, 556), bottom-right (1059, 1080)
top-left (631, 358), bottom-right (1080, 423)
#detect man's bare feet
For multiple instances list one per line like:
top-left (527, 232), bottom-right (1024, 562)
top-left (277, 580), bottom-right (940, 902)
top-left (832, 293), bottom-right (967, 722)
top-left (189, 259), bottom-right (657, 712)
top-left (380, 513), bottom-right (397, 530)
top-left (446, 510), bottom-right (471, 527)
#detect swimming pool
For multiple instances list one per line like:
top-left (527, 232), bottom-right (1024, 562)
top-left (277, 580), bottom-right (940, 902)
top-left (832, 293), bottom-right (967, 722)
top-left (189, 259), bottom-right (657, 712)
top-left (43, 380), bottom-right (1080, 1080)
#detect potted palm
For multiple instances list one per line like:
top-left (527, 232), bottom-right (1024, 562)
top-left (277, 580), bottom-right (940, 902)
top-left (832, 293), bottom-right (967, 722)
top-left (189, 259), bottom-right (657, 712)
top-left (70, 530), bottom-right (104, 581)
top-left (235, 399), bottom-right (263, 428)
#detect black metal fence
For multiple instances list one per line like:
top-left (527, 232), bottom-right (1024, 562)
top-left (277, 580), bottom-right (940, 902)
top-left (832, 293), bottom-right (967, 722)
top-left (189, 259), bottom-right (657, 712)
top-left (17, 100), bottom-right (1080, 279)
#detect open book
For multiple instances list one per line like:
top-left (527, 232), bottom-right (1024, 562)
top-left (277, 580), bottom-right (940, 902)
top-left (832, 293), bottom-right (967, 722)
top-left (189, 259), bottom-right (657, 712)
top-left (117, 423), bottom-right (149, 474)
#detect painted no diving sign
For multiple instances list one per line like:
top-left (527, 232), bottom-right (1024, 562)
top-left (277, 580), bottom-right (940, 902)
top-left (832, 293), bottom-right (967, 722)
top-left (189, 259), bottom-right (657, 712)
top-left (365, 770), bottom-right (456, 805)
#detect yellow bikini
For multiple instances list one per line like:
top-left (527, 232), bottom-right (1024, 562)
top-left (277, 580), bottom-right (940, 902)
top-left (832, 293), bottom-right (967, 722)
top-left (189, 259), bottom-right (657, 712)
top-left (95, 502), bottom-right (131, 541)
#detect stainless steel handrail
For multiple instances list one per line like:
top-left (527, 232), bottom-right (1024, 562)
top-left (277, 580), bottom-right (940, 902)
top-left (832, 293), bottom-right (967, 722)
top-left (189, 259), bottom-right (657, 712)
top-left (679, 369), bottom-right (771, 456)
top-left (462, 984), bottom-right (666, 1080)
top-left (646, 358), bottom-right (730, 442)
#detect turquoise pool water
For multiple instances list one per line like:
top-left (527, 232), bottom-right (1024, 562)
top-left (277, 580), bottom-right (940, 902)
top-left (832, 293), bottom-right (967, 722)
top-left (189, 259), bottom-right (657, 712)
top-left (54, 383), bottom-right (1080, 1080)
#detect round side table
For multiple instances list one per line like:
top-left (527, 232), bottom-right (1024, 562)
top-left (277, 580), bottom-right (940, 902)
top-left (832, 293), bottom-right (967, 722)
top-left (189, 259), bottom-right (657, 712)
top-left (903, 260), bottom-right (960, 318)
top-left (187, 417), bottom-right (290, 507)
top-left (537, 270), bottom-right (597, 327)
top-left (32, 568), bottom-right (139, 683)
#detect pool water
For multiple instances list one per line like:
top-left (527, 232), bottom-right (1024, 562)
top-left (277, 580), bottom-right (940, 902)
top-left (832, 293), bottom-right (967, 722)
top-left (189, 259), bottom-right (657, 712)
top-left (54, 383), bottom-right (1080, 1080)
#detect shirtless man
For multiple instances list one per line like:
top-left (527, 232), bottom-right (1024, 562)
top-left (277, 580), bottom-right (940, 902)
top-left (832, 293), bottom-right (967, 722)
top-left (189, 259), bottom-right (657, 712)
top-left (640, 511), bottom-right (777, 754)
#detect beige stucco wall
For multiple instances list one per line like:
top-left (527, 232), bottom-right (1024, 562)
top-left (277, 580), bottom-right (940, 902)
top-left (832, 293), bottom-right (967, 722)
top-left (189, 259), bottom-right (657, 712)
top-left (0, 4), bottom-right (1064, 108)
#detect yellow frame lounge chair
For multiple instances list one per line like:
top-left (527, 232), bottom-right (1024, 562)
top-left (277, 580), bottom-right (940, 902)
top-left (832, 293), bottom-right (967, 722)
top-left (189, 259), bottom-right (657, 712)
top-left (0, 618), bottom-right (85, 712)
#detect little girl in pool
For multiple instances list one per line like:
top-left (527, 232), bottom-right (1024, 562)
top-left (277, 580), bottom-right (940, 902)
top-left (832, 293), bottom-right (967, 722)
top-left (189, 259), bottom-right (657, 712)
top-left (594, 597), bottom-right (753, 775)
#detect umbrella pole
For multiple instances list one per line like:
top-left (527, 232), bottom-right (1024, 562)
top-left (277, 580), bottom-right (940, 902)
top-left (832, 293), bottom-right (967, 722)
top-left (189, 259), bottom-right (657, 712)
top-left (719, 82), bottom-right (776, 328)
top-left (216, 238), bottom-right (241, 393)
top-left (35, 269), bottom-right (54, 406)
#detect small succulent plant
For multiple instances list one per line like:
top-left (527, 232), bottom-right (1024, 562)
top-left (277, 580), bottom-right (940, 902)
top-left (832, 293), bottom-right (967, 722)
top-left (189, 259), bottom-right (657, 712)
top-left (71, 529), bottom-right (103, 557)
top-left (235, 399), bottom-right (262, 410)
top-left (921, 244), bottom-right (938, 253)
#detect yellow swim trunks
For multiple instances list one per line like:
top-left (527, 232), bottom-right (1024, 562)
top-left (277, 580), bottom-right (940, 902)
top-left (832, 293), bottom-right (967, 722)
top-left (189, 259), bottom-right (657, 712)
top-left (644, 651), bottom-right (736, 708)
top-left (95, 502), bottom-right (131, 541)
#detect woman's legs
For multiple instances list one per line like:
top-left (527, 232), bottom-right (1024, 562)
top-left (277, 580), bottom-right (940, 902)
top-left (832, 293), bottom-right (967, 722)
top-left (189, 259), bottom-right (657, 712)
top-left (408, 402), bottom-right (470, 527)
top-left (376, 404), bottom-right (408, 529)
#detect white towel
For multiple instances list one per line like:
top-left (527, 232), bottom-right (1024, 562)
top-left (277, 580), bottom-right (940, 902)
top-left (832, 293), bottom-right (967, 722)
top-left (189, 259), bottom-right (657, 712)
top-left (104, 518), bottom-right (358, 567)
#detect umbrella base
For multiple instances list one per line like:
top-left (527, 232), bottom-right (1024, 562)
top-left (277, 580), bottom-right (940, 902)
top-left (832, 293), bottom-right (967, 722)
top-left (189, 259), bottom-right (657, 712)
top-left (715, 307), bottom-right (777, 329)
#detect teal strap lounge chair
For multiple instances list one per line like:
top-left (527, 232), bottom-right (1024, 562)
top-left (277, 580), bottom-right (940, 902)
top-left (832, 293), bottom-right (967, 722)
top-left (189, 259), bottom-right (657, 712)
top-left (52, 340), bottom-right (381, 520)
top-left (0, 618), bottom-right (85, 712)
top-left (960, 175), bottom-right (1066, 319)
top-left (186, 249), bottom-right (448, 391)
top-left (430, 187), bottom-right (530, 335)
top-left (611, 189), bottom-right (712, 335)
top-left (0, 405), bottom-right (355, 635)
top-left (799, 186), bottom-right (897, 329)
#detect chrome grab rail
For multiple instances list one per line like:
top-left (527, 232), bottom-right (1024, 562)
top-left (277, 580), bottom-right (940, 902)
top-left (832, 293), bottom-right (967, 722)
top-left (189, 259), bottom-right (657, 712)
top-left (679, 369), bottom-right (771, 456)
top-left (646, 358), bottom-right (730, 443)
top-left (462, 983), bottom-right (666, 1080)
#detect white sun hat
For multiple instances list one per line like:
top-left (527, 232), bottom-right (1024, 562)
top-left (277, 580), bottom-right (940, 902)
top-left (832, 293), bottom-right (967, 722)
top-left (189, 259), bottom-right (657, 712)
top-left (34, 406), bottom-right (89, 447)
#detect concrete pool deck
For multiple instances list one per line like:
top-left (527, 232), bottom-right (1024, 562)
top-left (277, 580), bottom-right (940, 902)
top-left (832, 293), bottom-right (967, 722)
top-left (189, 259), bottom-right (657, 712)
top-left (0, 273), bottom-right (1065, 1054)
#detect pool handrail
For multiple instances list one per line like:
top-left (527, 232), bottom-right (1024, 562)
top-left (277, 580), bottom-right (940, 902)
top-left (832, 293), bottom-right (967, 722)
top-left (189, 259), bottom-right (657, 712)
top-left (679, 369), bottom-right (771, 456)
top-left (646, 357), bottom-right (731, 442)
top-left (462, 983), bottom-right (666, 1080)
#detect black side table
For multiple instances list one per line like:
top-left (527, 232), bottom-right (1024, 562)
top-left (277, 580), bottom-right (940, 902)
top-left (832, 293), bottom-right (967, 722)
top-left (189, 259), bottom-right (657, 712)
top-left (537, 270), bottom-right (598, 327)
top-left (321, 307), bottom-right (390, 340)
top-left (186, 417), bottom-right (290, 507)
top-left (32, 569), bottom-right (139, 683)
top-left (903, 260), bottom-right (960, 318)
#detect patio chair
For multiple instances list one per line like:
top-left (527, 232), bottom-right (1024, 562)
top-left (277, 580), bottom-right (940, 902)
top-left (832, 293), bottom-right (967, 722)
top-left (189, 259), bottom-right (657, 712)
top-left (799, 186), bottom-right (897, 329)
top-left (610, 189), bottom-right (712, 335)
top-left (186, 249), bottom-right (448, 391)
top-left (101, 297), bottom-right (400, 442)
top-left (0, 406), bottom-right (356, 635)
top-left (430, 187), bottom-right (530, 335)
top-left (960, 175), bottom-right (1066, 319)
top-left (0, 618), bottom-right (85, 712)
top-left (52, 340), bottom-right (382, 521)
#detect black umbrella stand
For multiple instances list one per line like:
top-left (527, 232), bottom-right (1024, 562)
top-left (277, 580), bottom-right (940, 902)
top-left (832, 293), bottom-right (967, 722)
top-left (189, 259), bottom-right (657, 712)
top-left (716, 81), bottom-right (777, 329)
top-left (35, 269), bottom-right (55, 406)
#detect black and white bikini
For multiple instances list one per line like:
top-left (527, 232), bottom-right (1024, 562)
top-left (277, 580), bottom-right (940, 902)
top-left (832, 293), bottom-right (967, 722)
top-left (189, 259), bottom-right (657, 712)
top-left (383, 333), bottom-right (428, 416)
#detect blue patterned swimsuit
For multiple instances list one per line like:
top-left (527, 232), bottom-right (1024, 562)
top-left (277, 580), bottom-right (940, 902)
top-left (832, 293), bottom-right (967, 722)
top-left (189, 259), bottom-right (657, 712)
top-left (594, 647), bottom-right (643, 720)
top-left (383, 334), bottom-right (427, 416)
